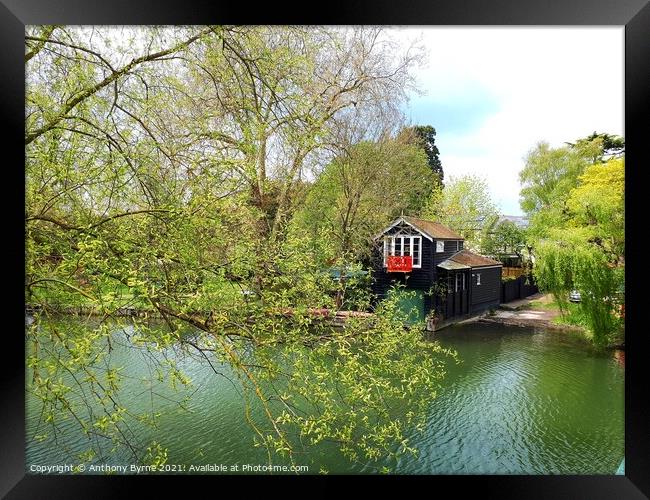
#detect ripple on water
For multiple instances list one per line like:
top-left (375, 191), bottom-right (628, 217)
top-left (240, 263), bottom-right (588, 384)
top-left (26, 321), bottom-right (623, 474)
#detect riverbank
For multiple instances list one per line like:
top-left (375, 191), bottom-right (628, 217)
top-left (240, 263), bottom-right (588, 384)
top-left (25, 303), bottom-right (373, 328)
top-left (473, 293), bottom-right (624, 351)
top-left (477, 293), bottom-right (589, 335)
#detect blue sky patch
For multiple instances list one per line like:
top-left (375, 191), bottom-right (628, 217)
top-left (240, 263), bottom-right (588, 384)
top-left (403, 85), bottom-right (501, 136)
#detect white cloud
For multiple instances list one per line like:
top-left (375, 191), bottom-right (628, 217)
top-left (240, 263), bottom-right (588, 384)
top-left (392, 27), bottom-right (624, 215)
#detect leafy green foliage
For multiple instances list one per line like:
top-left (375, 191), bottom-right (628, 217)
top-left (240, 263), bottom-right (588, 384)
top-left (240, 292), bottom-right (457, 466)
top-left (421, 174), bottom-right (500, 249)
top-left (566, 158), bottom-right (625, 260)
top-left (566, 132), bottom-right (625, 162)
top-left (291, 138), bottom-right (435, 265)
top-left (519, 141), bottom-right (592, 218)
top-left (481, 220), bottom-right (527, 259)
top-left (534, 239), bottom-right (623, 346)
top-left (528, 155), bottom-right (624, 347)
top-left (398, 125), bottom-right (443, 183)
top-left (25, 26), bottom-right (451, 472)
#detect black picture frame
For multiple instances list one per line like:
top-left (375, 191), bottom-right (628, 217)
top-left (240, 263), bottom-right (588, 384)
top-left (3, 1), bottom-right (648, 497)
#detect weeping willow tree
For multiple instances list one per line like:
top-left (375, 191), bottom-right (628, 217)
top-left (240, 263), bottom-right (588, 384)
top-left (534, 236), bottom-right (623, 346)
top-left (531, 157), bottom-right (624, 347)
top-left (25, 25), bottom-right (455, 472)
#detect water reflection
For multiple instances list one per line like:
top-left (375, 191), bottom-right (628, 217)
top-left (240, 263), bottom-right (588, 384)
top-left (26, 319), bottom-right (624, 474)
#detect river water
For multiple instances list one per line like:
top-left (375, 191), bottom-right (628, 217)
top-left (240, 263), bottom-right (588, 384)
top-left (26, 320), bottom-right (623, 474)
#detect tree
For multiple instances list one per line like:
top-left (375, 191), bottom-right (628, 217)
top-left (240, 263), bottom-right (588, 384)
top-left (25, 25), bottom-right (452, 471)
top-left (398, 125), bottom-right (443, 183)
top-left (519, 141), bottom-right (593, 215)
top-left (481, 219), bottom-right (527, 261)
top-left (566, 131), bottom-right (625, 162)
top-left (176, 26), bottom-right (425, 242)
top-left (25, 26), bottom-right (213, 146)
top-left (291, 135), bottom-right (435, 265)
top-left (530, 157), bottom-right (624, 347)
top-left (520, 135), bottom-right (625, 346)
top-left (421, 174), bottom-right (500, 248)
top-left (518, 140), bottom-right (605, 247)
top-left (566, 157), bottom-right (625, 261)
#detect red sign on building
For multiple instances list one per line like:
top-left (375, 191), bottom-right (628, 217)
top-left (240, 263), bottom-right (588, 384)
top-left (387, 255), bottom-right (413, 272)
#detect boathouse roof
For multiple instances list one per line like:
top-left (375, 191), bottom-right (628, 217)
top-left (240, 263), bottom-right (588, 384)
top-left (374, 216), bottom-right (464, 241)
top-left (441, 249), bottom-right (502, 269)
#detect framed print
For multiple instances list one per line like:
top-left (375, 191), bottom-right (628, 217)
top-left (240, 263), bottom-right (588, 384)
top-left (2, 0), bottom-right (649, 497)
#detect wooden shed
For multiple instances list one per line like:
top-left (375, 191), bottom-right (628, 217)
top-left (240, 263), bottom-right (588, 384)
top-left (370, 216), bottom-right (502, 327)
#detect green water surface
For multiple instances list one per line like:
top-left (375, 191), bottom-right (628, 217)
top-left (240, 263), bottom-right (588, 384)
top-left (26, 320), bottom-right (624, 474)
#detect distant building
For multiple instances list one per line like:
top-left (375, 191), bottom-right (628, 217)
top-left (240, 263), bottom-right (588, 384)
top-left (497, 215), bottom-right (529, 229)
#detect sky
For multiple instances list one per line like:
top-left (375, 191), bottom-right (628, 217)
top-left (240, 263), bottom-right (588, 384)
top-left (393, 27), bottom-right (624, 216)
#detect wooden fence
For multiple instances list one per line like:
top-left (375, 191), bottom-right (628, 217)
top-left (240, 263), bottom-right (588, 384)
top-left (502, 266), bottom-right (527, 278)
top-left (501, 275), bottom-right (539, 303)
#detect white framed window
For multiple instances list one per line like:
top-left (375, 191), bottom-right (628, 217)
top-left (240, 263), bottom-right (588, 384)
top-left (436, 240), bottom-right (445, 253)
top-left (455, 273), bottom-right (461, 292)
top-left (476, 273), bottom-right (481, 286)
top-left (383, 235), bottom-right (422, 268)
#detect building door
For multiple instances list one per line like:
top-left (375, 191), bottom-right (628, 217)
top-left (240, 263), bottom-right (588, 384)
top-left (454, 273), bottom-right (462, 316)
top-left (450, 271), bottom-right (470, 317)
top-left (461, 271), bottom-right (469, 315)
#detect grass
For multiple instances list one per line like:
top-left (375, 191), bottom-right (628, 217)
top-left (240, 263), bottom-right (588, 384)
top-left (526, 298), bottom-right (558, 311)
top-left (525, 294), bottom-right (589, 330)
top-left (529, 294), bottom-right (626, 348)
top-left (552, 303), bottom-right (589, 329)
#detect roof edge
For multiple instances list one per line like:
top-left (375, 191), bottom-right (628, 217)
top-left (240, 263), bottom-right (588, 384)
top-left (448, 249), bottom-right (503, 268)
top-left (372, 217), bottom-right (434, 241)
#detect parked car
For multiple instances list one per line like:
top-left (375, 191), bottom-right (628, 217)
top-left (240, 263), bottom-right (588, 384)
top-left (569, 290), bottom-right (582, 303)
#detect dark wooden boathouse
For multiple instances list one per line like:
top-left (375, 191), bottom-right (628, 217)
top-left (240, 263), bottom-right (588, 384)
top-left (370, 216), bottom-right (502, 328)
